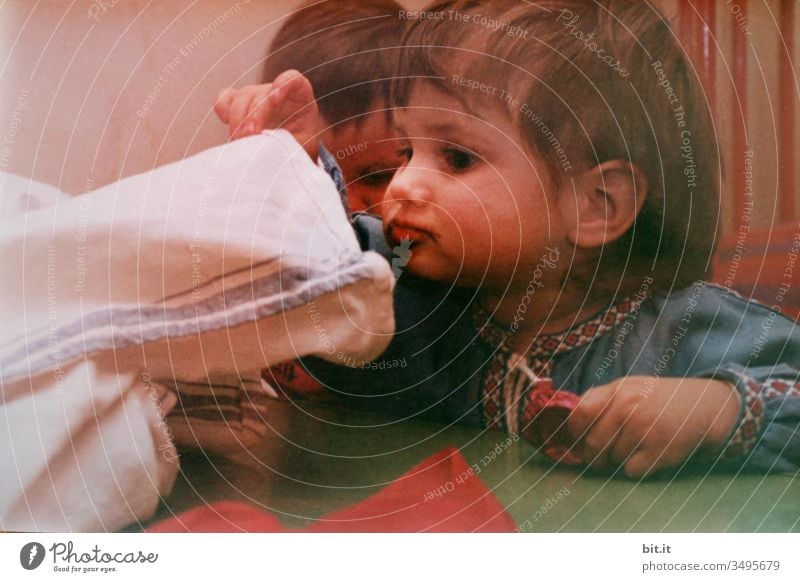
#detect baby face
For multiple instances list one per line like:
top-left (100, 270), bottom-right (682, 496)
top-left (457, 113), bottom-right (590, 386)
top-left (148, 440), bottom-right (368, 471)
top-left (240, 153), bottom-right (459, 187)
top-left (324, 103), bottom-right (406, 215)
top-left (382, 83), bottom-right (566, 290)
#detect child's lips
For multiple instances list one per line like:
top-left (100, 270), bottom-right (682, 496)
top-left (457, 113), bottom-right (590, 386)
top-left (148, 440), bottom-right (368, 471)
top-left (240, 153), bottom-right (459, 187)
top-left (388, 222), bottom-right (432, 245)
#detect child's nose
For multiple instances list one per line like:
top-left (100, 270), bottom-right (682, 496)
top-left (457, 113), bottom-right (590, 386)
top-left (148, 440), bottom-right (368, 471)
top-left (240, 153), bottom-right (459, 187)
top-left (385, 165), bottom-right (433, 206)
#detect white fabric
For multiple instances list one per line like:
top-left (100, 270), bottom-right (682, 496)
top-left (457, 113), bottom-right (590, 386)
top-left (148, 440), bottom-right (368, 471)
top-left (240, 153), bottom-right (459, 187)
top-left (0, 172), bottom-right (71, 221)
top-left (0, 130), bottom-right (395, 531)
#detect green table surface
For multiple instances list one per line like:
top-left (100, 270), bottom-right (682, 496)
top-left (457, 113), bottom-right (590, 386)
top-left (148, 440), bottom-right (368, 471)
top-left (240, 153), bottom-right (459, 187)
top-left (135, 397), bottom-right (800, 532)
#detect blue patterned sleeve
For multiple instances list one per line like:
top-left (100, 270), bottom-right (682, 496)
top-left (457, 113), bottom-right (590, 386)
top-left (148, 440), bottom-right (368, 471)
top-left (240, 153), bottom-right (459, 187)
top-left (699, 362), bottom-right (800, 472)
top-left (652, 286), bottom-right (800, 473)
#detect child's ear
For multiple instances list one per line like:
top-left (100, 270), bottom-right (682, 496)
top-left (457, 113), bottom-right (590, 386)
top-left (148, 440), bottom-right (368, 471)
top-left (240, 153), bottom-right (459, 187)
top-left (561, 160), bottom-right (647, 249)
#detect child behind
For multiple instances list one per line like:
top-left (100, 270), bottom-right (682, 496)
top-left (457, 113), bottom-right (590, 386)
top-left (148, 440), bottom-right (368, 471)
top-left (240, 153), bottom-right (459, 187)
top-left (215, 0), bottom-right (406, 214)
top-left (297, 0), bottom-right (800, 477)
top-left (215, 0), bottom-right (410, 397)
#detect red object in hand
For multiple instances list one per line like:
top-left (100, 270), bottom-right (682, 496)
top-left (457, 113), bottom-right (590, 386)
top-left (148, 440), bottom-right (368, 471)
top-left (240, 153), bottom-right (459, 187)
top-left (520, 379), bottom-right (583, 465)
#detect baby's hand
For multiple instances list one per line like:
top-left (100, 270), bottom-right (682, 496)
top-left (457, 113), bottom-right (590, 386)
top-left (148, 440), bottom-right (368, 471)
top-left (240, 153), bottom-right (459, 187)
top-left (214, 70), bottom-right (322, 158)
top-left (568, 376), bottom-right (740, 478)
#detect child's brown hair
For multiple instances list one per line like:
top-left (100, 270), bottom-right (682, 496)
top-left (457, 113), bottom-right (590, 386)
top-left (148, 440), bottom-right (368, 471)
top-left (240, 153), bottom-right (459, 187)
top-left (264, 0), bottom-right (406, 127)
top-left (392, 0), bottom-right (720, 294)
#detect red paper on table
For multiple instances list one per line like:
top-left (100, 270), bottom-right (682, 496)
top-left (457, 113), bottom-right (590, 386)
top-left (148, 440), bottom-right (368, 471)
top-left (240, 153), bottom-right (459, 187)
top-left (147, 447), bottom-right (516, 533)
top-left (520, 379), bottom-right (583, 465)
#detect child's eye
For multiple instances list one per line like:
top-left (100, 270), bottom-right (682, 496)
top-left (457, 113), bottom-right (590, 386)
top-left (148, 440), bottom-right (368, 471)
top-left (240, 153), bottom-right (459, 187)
top-left (397, 147), bottom-right (413, 161)
top-left (358, 168), bottom-right (396, 188)
top-left (443, 147), bottom-right (477, 171)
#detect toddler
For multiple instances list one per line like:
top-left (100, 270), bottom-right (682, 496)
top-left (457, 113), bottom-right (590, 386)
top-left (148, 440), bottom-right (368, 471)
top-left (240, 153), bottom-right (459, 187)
top-left (222, 0), bottom-right (800, 478)
top-left (215, 0), bottom-right (406, 214)
top-left (301, 0), bottom-right (800, 478)
top-left (215, 0), bottom-right (410, 396)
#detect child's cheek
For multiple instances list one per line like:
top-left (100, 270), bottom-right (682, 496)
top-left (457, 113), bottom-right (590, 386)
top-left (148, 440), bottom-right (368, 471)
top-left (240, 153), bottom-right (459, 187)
top-left (346, 184), bottom-right (382, 214)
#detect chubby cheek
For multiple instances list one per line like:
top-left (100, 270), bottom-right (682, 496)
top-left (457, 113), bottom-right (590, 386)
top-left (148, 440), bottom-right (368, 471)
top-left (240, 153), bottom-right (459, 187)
top-left (407, 210), bottom-right (514, 285)
top-left (461, 192), bottom-right (524, 253)
top-left (447, 199), bottom-right (554, 286)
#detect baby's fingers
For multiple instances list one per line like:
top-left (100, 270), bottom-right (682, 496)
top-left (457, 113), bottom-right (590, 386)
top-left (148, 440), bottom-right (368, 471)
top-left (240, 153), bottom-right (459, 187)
top-left (608, 423), bottom-right (643, 469)
top-left (268, 70), bottom-right (316, 119)
top-left (579, 402), bottom-right (629, 470)
top-left (567, 382), bottom-right (617, 441)
top-left (624, 449), bottom-right (665, 479)
top-left (228, 86), bottom-right (262, 139)
top-left (271, 70), bottom-right (311, 101)
top-left (238, 89), bottom-right (279, 137)
top-left (622, 427), bottom-right (698, 479)
top-left (214, 88), bottom-right (236, 124)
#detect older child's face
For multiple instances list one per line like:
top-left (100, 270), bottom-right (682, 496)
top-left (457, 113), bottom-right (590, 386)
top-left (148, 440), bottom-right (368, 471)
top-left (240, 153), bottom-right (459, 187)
top-left (324, 102), bottom-right (405, 215)
top-left (383, 83), bottom-right (567, 289)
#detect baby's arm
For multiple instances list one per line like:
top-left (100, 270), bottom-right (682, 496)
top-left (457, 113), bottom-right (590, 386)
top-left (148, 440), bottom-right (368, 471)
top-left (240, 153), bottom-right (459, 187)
top-left (568, 376), bottom-right (740, 478)
top-left (695, 362), bottom-right (800, 472)
top-left (214, 69), bottom-right (322, 158)
top-left (569, 320), bottom-right (800, 477)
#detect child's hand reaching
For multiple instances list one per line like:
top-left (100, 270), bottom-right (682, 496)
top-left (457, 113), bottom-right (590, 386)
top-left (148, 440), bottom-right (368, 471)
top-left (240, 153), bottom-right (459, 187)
top-left (214, 70), bottom-right (322, 158)
top-left (568, 376), bottom-right (741, 478)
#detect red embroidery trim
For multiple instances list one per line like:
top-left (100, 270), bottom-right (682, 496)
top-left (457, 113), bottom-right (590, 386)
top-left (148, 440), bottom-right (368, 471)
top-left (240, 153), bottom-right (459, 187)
top-left (474, 293), bottom-right (647, 438)
top-left (720, 374), bottom-right (765, 460)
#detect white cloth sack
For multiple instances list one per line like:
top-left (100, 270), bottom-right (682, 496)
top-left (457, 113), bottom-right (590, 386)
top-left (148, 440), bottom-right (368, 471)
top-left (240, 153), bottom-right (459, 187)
top-left (0, 130), bottom-right (395, 531)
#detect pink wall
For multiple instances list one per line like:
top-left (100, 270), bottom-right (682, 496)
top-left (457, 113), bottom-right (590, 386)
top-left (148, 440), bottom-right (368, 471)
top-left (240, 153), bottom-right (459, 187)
top-left (0, 0), bottom-right (305, 194)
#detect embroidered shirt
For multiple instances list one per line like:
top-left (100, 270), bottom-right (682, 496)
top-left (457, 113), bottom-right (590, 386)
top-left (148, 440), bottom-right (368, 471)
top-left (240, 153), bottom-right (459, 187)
top-left (303, 265), bottom-right (800, 473)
